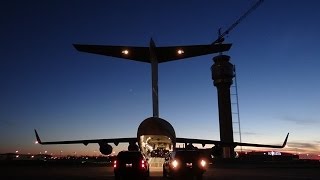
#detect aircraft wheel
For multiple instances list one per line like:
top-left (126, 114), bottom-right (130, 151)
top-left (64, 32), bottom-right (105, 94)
top-left (114, 175), bottom-right (120, 180)
top-left (196, 173), bottom-right (203, 180)
top-left (162, 168), bottom-right (167, 178)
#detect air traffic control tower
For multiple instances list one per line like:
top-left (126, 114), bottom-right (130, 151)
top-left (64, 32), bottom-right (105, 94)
top-left (211, 54), bottom-right (235, 158)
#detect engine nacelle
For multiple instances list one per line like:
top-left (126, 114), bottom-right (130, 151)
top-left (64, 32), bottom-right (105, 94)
top-left (211, 146), bottom-right (237, 158)
top-left (128, 142), bottom-right (139, 151)
top-left (185, 143), bottom-right (197, 150)
top-left (211, 145), bottom-right (223, 158)
top-left (99, 142), bottom-right (113, 155)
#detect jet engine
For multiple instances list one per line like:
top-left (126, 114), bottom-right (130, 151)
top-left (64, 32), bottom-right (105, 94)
top-left (128, 142), bottom-right (139, 151)
top-left (185, 143), bottom-right (197, 150)
top-left (211, 145), bottom-right (237, 158)
top-left (211, 145), bottom-right (223, 158)
top-left (98, 142), bottom-right (113, 155)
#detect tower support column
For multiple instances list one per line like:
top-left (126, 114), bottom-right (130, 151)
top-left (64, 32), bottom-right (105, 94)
top-left (211, 55), bottom-right (235, 158)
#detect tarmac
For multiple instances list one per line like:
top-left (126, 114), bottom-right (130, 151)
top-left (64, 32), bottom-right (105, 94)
top-left (0, 160), bottom-right (319, 180)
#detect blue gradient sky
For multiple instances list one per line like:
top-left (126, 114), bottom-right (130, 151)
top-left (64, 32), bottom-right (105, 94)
top-left (1, 0), bottom-right (320, 156)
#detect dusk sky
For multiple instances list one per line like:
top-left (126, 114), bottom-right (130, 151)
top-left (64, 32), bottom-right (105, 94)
top-left (1, 0), bottom-right (320, 156)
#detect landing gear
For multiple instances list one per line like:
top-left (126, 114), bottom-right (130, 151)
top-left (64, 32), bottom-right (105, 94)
top-left (196, 173), bottom-right (203, 180)
top-left (162, 168), bottom-right (167, 178)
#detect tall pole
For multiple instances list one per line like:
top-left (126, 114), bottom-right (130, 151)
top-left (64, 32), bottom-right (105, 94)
top-left (211, 55), bottom-right (235, 158)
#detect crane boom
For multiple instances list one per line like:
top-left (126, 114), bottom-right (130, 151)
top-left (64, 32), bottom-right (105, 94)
top-left (212, 0), bottom-right (264, 45)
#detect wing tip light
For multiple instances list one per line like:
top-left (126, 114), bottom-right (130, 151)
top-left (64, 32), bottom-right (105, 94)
top-left (34, 129), bottom-right (42, 144)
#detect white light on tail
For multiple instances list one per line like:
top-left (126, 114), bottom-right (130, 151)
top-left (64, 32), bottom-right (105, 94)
top-left (122, 50), bottom-right (129, 55)
top-left (177, 49), bottom-right (184, 55)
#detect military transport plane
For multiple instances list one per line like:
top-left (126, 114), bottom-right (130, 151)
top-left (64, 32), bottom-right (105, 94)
top-left (34, 39), bottom-right (289, 157)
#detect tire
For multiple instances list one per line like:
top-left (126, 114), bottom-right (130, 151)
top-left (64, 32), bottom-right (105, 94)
top-left (162, 168), bottom-right (167, 178)
top-left (114, 174), bottom-right (120, 180)
top-left (196, 173), bottom-right (203, 180)
top-left (143, 175), bottom-right (148, 180)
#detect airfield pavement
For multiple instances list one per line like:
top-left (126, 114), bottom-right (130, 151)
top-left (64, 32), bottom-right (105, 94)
top-left (0, 163), bottom-right (319, 180)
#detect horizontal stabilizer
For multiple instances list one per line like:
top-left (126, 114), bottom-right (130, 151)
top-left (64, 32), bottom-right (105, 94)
top-left (73, 43), bottom-right (232, 63)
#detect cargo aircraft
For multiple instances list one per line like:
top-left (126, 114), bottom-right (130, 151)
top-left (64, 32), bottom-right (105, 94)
top-left (35, 39), bottom-right (288, 157)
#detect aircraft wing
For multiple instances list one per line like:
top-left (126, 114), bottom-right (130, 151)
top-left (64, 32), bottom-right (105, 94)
top-left (34, 129), bottom-right (136, 146)
top-left (176, 133), bottom-right (289, 148)
top-left (73, 43), bottom-right (232, 63)
top-left (156, 44), bottom-right (231, 63)
top-left (73, 45), bottom-right (150, 62)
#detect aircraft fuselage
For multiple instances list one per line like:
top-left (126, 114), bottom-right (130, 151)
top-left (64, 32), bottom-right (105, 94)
top-left (137, 117), bottom-right (175, 156)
